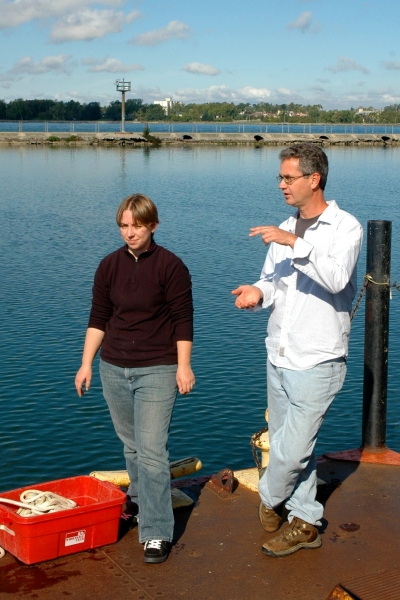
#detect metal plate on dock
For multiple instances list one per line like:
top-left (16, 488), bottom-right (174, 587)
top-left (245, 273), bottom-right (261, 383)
top-left (1, 460), bottom-right (399, 600)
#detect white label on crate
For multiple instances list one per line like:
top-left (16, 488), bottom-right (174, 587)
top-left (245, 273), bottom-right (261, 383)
top-left (65, 530), bottom-right (86, 547)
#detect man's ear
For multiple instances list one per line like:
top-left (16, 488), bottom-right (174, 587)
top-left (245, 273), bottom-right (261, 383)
top-left (310, 172), bottom-right (321, 190)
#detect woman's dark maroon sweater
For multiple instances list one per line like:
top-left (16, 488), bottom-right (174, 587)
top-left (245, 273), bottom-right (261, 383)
top-left (88, 241), bottom-right (193, 368)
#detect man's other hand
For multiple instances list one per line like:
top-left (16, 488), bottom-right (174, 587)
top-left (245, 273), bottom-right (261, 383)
top-left (231, 285), bottom-right (263, 309)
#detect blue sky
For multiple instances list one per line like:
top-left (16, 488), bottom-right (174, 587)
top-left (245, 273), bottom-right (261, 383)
top-left (1, 0), bottom-right (399, 109)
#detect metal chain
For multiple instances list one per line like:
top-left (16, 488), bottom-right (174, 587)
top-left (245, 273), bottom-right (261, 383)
top-left (351, 275), bottom-right (400, 322)
top-left (250, 426), bottom-right (269, 470)
top-left (350, 277), bottom-right (368, 321)
top-left (391, 281), bottom-right (400, 293)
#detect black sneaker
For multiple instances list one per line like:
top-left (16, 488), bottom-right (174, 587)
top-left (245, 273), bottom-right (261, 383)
top-left (143, 540), bottom-right (170, 564)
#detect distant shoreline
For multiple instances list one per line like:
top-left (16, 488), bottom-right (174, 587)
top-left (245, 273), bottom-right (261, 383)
top-left (1, 131), bottom-right (399, 147)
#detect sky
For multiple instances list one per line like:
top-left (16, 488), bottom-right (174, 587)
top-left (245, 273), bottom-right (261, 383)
top-left (0, 0), bottom-right (399, 109)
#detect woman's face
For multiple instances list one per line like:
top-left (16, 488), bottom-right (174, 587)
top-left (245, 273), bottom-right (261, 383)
top-left (119, 210), bottom-right (157, 256)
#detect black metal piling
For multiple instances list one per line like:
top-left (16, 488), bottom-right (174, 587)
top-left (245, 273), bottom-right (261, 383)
top-left (362, 220), bottom-right (392, 449)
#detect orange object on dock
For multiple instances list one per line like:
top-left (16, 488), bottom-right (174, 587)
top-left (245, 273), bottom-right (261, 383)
top-left (325, 446), bottom-right (400, 465)
top-left (0, 476), bottom-right (125, 565)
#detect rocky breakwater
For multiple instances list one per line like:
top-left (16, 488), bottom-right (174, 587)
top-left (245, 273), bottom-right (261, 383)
top-left (1, 131), bottom-right (399, 147)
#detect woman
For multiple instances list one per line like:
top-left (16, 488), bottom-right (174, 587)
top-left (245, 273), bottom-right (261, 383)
top-left (75, 193), bottom-right (194, 564)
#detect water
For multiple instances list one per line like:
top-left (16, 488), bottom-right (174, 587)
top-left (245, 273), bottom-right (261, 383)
top-left (1, 120), bottom-right (400, 136)
top-left (1, 145), bottom-right (400, 493)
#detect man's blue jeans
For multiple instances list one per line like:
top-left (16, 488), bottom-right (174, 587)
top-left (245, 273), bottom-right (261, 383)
top-left (99, 359), bottom-right (177, 543)
top-left (258, 358), bottom-right (346, 525)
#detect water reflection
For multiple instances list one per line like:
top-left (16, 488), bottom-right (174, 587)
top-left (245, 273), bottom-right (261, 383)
top-left (0, 145), bottom-right (399, 491)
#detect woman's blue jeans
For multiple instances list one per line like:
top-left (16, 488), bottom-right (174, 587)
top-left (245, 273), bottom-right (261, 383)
top-left (258, 358), bottom-right (347, 525)
top-left (99, 359), bottom-right (177, 543)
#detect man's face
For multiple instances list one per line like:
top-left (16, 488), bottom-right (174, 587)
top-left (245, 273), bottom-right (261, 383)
top-left (278, 158), bottom-right (315, 210)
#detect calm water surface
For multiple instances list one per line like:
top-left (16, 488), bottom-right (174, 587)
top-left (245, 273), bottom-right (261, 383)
top-left (1, 145), bottom-right (400, 492)
top-left (2, 121), bottom-right (400, 135)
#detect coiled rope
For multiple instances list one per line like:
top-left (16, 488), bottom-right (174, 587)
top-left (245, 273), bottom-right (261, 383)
top-left (0, 490), bottom-right (77, 559)
top-left (0, 490), bottom-right (77, 516)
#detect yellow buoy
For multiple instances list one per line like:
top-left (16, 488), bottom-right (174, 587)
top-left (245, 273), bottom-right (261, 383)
top-left (89, 456), bottom-right (202, 487)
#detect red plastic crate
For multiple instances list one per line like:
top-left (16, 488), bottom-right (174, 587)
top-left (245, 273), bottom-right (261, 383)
top-left (0, 476), bottom-right (126, 564)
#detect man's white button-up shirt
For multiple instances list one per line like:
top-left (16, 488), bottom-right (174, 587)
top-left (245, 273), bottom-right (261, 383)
top-left (253, 201), bottom-right (363, 370)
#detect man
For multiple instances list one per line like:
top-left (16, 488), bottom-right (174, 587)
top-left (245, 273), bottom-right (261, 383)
top-left (232, 143), bottom-right (362, 558)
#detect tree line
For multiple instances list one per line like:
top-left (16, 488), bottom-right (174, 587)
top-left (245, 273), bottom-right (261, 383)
top-left (0, 98), bottom-right (399, 124)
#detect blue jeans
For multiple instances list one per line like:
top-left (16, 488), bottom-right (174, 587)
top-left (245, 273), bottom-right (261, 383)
top-left (99, 359), bottom-right (177, 543)
top-left (258, 358), bottom-right (347, 525)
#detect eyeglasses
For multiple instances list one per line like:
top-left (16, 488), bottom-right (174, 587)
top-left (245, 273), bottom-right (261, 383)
top-left (276, 174), bottom-right (311, 185)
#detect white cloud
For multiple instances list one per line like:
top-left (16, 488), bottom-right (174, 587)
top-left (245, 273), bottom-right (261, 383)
top-left (182, 62), bottom-right (221, 76)
top-left (129, 20), bottom-right (191, 46)
top-left (238, 86), bottom-right (271, 100)
top-left (82, 56), bottom-right (144, 73)
top-left (171, 84), bottom-right (271, 103)
top-left (0, 73), bottom-right (14, 88)
top-left (10, 54), bottom-right (75, 75)
top-left (326, 57), bottom-right (370, 75)
top-left (382, 61), bottom-right (400, 70)
top-left (50, 8), bottom-right (139, 42)
top-left (287, 11), bottom-right (313, 33)
top-left (0, 0), bottom-right (124, 29)
top-left (277, 87), bottom-right (291, 95)
top-left (382, 93), bottom-right (400, 103)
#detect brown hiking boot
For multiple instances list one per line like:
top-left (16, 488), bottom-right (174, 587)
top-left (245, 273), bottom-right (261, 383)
top-left (261, 517), bottom-right (321, 557)
top-left (259, 501), bottom-right (282, 532)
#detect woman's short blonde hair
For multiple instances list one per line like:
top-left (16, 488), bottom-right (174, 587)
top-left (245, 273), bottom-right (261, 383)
top-left (116, 193), bottom-right (159, 227)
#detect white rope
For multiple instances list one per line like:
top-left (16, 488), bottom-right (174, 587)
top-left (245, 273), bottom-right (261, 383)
top-left (0, 489), bottom-right (77, 516)
top-left (0, 490), bottom-right (77, 559)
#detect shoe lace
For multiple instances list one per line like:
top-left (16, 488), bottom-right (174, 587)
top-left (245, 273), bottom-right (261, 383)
top-left (283, 520), bottom-right (302, 541)
top-left (145, 539), bottom-right (163, 550)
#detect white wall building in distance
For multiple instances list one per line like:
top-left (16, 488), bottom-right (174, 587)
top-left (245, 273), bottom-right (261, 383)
top-left (153, 98), bottom-right (173, 115)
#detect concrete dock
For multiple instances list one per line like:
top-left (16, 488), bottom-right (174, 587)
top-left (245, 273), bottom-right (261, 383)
top-left (1, 131), bottom-right (400, 147)
top-left (1, 457), bottom-right (400, 600)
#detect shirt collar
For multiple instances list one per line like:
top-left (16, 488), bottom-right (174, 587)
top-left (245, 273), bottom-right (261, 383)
top-left (123, 239), bottom-right (158, 258)
top-left (289, 200), bottom-right (338, 226)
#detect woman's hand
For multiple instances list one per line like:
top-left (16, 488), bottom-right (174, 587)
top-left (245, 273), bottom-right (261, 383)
top-left (75, 365), bottom-right (93, 397)
top-left (75, 328), bottom-right (105, 397)
top-left (176, 340), bottom-right (195, 394)
top-left (176, 364), bottom-right (195, 395)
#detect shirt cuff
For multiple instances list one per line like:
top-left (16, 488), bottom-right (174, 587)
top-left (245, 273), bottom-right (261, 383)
top-left (292, 237), bottom-right (313, 259)
top-left (253, 282), bottom-right (273, 309)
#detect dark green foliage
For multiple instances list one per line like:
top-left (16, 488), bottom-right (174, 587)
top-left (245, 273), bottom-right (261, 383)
top-left (0, 100), bottom-right (6, 119)
top-left (104, 100), bottom-right (122, 121)
top-left (80, 102), bottom-right (101, 120)
top-left (142, 123), bottom-right (161, 145)
top-left (138, 104), bottom-right (166, 121)
top-left (125, 98), bottom-right (143, 120)
top-left (0, 98), bottom-right (399, 124)
top-left (201, 111), bottom-right (214, 121)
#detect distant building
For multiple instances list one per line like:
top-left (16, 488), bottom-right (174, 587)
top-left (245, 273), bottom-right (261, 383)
top-left (276, 110), bottom-right (308, 118)
top-left (153, 97), bottom-right (173, 115)
top-left (357, 106), bottom-right (382, 116)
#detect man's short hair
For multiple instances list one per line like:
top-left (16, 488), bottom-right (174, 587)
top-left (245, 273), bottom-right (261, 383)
top-left (279, 144), bottom-right (329, 190)
top-left (116, 193), bottom-right (159, 227)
